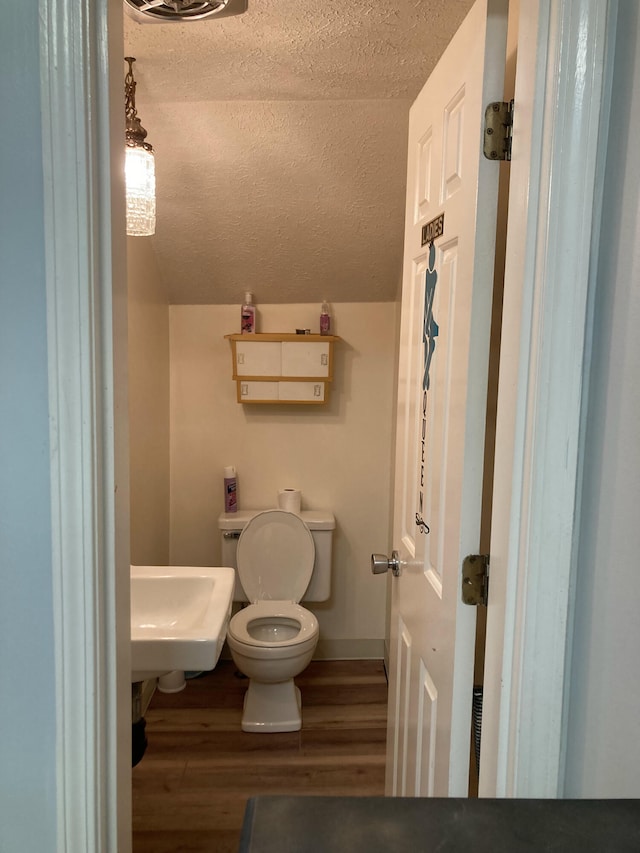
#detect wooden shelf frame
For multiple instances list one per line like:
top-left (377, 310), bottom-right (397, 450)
top-left (225, 333), bottom-right (341, 404)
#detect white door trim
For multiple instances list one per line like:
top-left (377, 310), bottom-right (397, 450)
top-left (480, 0), bottom-right (617, 797)
top-left (39, 0), bottom-right (618, 841)
top-left (39, 0), bottom-right (130, 850)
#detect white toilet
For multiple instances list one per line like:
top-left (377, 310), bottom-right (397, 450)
top-left (219, 508), bottom-right (335, 733)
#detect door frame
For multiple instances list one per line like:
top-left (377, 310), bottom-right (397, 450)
top-left (479, 0), bottom-right (616, 797)
top-left (40, 0), bottom-right (131, 850)
top-left (40, 0), bottom-right (616, 848)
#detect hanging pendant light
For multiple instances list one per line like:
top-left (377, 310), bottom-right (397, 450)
top-left (124, 57), bottom-right (156, 236)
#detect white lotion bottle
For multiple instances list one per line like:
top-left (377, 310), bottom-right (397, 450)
top-left (224, 466), bottom-right (238, 513)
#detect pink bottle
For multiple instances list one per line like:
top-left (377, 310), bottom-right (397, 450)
top-left (224, 466), bottom-right (237, 513)
top-left (320, 300), bottom-right (331, 335)
top-left (241, 292), bottom-right (256, 334)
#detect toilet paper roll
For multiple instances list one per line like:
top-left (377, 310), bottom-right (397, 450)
top-left (278, 488), bottom-right (302, 514)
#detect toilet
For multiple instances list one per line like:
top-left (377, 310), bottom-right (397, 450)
top-left (220, 508), bottom-right (335, 732)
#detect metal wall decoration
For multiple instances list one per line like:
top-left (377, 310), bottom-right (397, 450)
top-left (416, 239), bottom-right (440, 537)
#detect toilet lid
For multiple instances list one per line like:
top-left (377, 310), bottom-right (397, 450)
top-left (236, 509), bottom-right (315, 603)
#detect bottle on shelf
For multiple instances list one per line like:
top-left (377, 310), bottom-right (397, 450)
top-left (241, 292), bottom-right (256, 334)
top-left (320, 300), bottom-right (331, 336)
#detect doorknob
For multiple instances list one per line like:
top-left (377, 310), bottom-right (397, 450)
top-left (371, 550), bottom-right (401, 577)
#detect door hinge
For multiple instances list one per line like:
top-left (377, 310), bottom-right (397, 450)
top-left (483, 100), bottom-right (513, 161)
top-left (462, 554), bottom-right (489, 606)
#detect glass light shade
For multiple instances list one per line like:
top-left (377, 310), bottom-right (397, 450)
top-left (125, 145), bottom-right (156, 236)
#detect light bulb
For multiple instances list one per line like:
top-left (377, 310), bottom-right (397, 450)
top-left (125, 146), bottom-right (156, 236)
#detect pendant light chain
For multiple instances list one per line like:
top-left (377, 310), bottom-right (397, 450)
top-left (124, 57), bottom-right (153, 152)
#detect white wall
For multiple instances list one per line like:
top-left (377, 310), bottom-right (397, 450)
top-left (0, 5), bottom-right (57, 849)
top-left (169, 302), bottom-right (398, 657)
top-left (564, 2), bottom-right (640, 797)
top-left (128, 237), bottom-right (171, 565)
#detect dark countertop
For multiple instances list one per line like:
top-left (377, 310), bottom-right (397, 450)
top-left (238, 796), bottom-right (640, 852)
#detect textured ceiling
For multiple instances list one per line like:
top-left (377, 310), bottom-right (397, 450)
top-left (124, 0), bottom-right (473, 304)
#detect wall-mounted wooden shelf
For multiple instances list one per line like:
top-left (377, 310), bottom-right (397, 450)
top-left (225, 333), bottom-right (341, 404)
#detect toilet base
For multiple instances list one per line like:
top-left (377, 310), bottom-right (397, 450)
top-left (241, 678), bottom-right (302, 733)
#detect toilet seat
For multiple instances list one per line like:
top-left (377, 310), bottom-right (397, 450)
top-left (229, 601), bottom-right (318, 648)
top-left (236, 509), bottom-right (315, 603)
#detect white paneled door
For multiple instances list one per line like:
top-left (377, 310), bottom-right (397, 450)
top-left (385, 0), bottom-right (507, 796)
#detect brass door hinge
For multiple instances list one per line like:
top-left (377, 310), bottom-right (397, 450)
top-left (483, 100), bottom-right (513, 161)
top-left (462, 554), bottom-right (489, 606)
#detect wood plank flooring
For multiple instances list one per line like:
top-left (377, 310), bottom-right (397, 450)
top-left (132, 659), bottom-right (388, 853)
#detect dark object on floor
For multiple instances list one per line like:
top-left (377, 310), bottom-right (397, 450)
top-left (132, 718), bottom-right (147, 767)
top-left (239, 796), bottom-right (640, 852)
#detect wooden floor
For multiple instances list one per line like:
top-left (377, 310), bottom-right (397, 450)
top-left (132, 659), bottom-right (388, 853)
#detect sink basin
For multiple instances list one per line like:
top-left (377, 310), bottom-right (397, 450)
top-left (131, 565), bottom-right (235, 682)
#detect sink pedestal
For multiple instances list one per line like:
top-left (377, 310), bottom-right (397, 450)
top-left (157, 670), bottom-right (186, 693)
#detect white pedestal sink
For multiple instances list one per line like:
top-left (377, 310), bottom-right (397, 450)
top-left (130, 565), bottom-right (235, 682)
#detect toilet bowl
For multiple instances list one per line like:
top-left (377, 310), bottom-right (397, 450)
top-left (227, 510), bottom-right (320, 732)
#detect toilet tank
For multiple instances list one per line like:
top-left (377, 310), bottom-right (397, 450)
top-left (218, 509), bottom-right (335, 602)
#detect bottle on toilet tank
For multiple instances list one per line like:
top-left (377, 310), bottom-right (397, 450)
top-left (224, 466), bottom-right (238, 513)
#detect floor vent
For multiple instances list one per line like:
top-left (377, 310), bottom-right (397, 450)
top-left (472, 686), bottom-right (483, 775)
